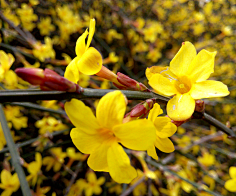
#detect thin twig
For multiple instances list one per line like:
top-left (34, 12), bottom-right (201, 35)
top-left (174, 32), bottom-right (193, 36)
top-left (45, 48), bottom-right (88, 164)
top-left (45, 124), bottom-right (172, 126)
top-left (120, 176), bottom-right (145, 196)
top-left (0, 129), bottom-right (70, 154)
top-left (0, 88), bottom-right (169, 104)
top-left (8, 102), bottom-right (67, 116)
top-left (146, 159), bottom-right (222, 196)
top-left (0, 104), bottom-right (32, 196)
top-left (0, 88), bottom-right (234, 137)
top-left (64, 162), bottom-right (83, 196)
top-left (176, 131), bottom-right (224, 151)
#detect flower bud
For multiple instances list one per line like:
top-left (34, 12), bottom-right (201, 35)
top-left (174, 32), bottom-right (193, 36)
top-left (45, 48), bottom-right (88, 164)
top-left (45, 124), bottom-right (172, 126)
top-left (15, 68), bottom-right (45, 85)
top-left (125, 99), bottom-right (155, 121)
top-left (195, 100), bottom-right (205, 113)
top-left (16, 68), bottom-right (83, 93)
top-left (117, 72), bottom-right (149, 92)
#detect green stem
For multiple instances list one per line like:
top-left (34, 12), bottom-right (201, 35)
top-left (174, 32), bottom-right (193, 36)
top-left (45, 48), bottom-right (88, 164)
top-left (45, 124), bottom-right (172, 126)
top-left (0, 88), bottom-right (169, 104)
top-left (9, 102), bottom-right (67, 116)
top-left (0, 129), bottom-right (70, 154)
top-left (0, 89), bottom-right (234, 137)
top-left (0, 104), bottom-right (32, 196)
top-left (146, 159), bottom-right (222, 196)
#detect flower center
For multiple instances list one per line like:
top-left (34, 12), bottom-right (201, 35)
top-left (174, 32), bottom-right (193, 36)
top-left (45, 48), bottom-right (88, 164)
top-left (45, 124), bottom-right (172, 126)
top-left (175, 76), bottom-right (192, 94)
top-left (98, 128), bottom-right (116, 140)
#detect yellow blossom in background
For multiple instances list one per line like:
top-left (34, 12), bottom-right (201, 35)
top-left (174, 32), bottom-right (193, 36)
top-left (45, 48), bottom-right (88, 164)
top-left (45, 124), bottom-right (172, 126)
top-left (16, 3), bottom-right (38, 31)
top-left (4, 105), bottom-right (28, 130)
top-left (26, 152), bottom-right (42, 186)
top-left (65, 91), bottom-right (156, 183)
top-left (35, 116), bottom-right (68, 135)
top-left (64, 19), bottom-right (102, 84)
top-left (67, 179), bottom-right (86, 196)
top-left (0, 50), bottom-right (15, 82)
top-left (106, 181), bottom-right (122, 195)
top-left (32, 37), bottom-right (55, 62)
top-left (198, 152), bottom-right (216, 167)
top-left (146, 41), bottom-right (229, 121)
top-left (147, 103), bottom-right (177, 160)
top-left (0, 122), bottom-right (10, 151)
top-left (225, 166), bottom-right (236, 192)
top-left (105, 29), bottom-right (124, 43)
top-left (84, 171), bottom-right (105, 196)
top-left (0, 169), bottom-right (20, 196)
top-left (42, 147), bottom-right (67, 172)
top-left (2, 8), bottom-right (20, 26)
top-left (37, 17), bottom-right (55, 36)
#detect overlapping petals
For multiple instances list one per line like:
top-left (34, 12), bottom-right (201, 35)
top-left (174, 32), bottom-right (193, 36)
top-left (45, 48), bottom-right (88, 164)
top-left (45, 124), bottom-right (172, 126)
top-left (147, 103), bottom-right (177, 160)
top-left (147, 41), bottom-right (229, 121)
top-left (65, 90), bottom-right (156, 183)
top-left (64, 18), bottom-right (102, 84)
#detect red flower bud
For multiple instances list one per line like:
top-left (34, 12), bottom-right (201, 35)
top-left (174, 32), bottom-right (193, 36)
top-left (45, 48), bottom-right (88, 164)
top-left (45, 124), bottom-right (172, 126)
top-left (15, 68), bottom-right (45, 85)
top-left (16, 68), bottom-right (83, 93)
top-left (117, 72), bottom-right (149, 92)
top-left (195, 100), bottom-right (205, 113)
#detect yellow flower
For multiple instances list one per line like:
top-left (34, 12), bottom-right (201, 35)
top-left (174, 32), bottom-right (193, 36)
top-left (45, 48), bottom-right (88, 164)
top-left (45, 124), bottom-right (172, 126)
top-left (64, 19), bottom-right (102, 84)
top-left (0, 50), bottom-right (15, 82)
top-left (146, 41), bottom-right (229, 121)
top-left (37, 17), bottom-right (55, 36)
top-left (146, 103), bottom-right (177, 160)
top-left (42, 147), bottom-right (67, 172)
top-left (0, 169), bottom-right (20, 196)
top-left (197, 152), bottom-right (215, 167)
top-left (84, 171), bottom-right (105, 196)
top-left (32, 37), bottom-right (55, 62)
top-left (65, 91), bottom-right (156, 183)
top-left (26, 152), bottom-right (42, 186)
top-left (225, 166), bottom-right (236, 192)
top-left (4, 105), bottom-right (28, 130)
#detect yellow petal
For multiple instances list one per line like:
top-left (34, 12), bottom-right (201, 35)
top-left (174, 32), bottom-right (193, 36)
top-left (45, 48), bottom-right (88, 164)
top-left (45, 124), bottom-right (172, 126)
top-left (147, 145), bottom-right (159, 160)
top-left (35, 152), bottom-right (42, 166)
top-left (86, 19), bottom-right (96, 50)
top-left (1, 170), bottom-right (11, 185)
top-left (225, 179), bottom-right (236, 192)
top-left (146, 66), bottom-right (168, 80)
top-left (170, 41), bottom-right (196, 77)
top-left (149, 73), bottom-right (178, 96)
top-left (154, 117), bottom-right (177, 138)
top-left (155, 137), bottom-right (175, 153)
top-left (96, 91), bottom-right (126, 129)
top-left (87, 171), bottom-right (97, 183)
top-left (64, 57), bottom-right (80, 83)
top-left (75, 29), bottom-right (88, 58)
top-left (107, 142), bottom-right (137, 183)
top-left (188, 50), bottom-right (216, 82)
top-left (148, 103), bottom-right (163, 123)
top-left (65, 99), bottom-right (100, 134)
top-left (70, 128), bottom-right (103, 154)
top-left (114, 119), bottom-right (156, 150)
top-left (167, 94), bottom-right (195, 121)
top-left (191, 80), bottom-right (229, 99)
top-left (97, 176), bottom-right (106, 185)
top-left (229, 166), bottom-right (236, 179)
top-left (87, 141), bottom-right (110, 172)
top-left (78, 47), bottom-right (103, 75)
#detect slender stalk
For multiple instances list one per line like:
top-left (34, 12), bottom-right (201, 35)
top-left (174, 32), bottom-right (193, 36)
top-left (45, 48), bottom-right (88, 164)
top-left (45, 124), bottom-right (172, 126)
top-left (0, 89), bottom-right (234, 137)
top-left (0, 88), bottom-right (169, 104)
top-left (9, 102), bottom-right (67, 116)
top-left (0, 104), bottom-right (32, 196)
top-left (0, 129), bottom-right (70, 154)
top-left (146, 159), bottom-right (222, 196)
top-left (120, 176), bottom-right (145, 196)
